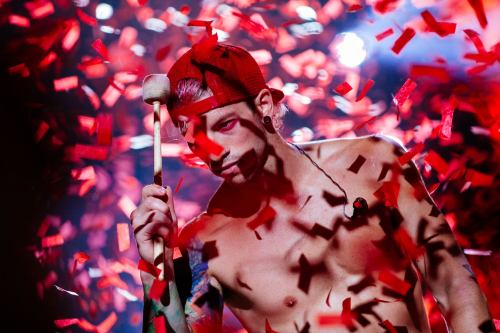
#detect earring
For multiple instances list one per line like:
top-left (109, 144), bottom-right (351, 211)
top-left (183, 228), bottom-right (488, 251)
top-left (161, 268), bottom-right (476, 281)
top-left (262, 116), bottom-right (276, 134)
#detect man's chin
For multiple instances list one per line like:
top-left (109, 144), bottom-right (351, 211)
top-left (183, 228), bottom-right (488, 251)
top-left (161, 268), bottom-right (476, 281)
top-left (220, 171), bottom-right (254, 186)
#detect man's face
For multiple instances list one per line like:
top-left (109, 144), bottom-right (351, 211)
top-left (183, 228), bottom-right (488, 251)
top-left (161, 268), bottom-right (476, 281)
top-left (175, 100), bottom-right (269, 185)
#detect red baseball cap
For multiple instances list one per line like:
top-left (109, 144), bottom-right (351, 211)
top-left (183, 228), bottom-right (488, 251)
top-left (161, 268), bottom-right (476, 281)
top-left (167, 35), bottom-right (284, 120)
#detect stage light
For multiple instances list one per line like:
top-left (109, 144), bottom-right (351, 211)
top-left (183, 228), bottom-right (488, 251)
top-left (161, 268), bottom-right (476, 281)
top-left (95, 3), bottom-right (113, 20)
top-left (333, 32), bottom-right (367, 68)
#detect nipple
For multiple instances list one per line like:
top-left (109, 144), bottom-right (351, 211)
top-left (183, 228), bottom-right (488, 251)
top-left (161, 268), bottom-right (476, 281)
top-left (284, 295), bottom-right (297, 307)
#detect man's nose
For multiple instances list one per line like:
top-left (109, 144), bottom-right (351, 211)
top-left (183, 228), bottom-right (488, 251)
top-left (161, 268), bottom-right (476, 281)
top-left (209, 150), bottom-right (230, 170)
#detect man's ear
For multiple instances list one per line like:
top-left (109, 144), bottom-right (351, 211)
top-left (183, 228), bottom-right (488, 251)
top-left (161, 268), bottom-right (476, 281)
top-left (253, 88), bottom-right (273, 118)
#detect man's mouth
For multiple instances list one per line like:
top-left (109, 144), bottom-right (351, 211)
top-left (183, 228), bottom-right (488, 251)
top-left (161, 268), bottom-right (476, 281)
top-left (214, 161), bottom-right (238, 175)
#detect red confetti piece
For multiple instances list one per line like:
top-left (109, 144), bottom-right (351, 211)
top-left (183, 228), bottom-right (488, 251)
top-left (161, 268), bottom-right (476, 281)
top-left (355, 79), bottom-right (374, 101)
top-left (117, 223), bottom-right (130, 252)
top-left (96, 113), bottom-right (113, 146)
top-left (42, 234), bottom-right (64, 248)
top-left (82, 85), bottom-right (101, 110)
top-left (179, 5), bottom-right (190, 15)
top-left (53, 76), bottom-right (79, 91)
top-left (76, 9), bottom-right (97, 26)
top-left (440, 98), bottom-right (456, 140)
top-left (78, 115), bottom-right (96, 135)
top-left (373, 0), bottom-right (401, 14)
top-left (378, 269), bottom-right (411, 295)
top-left (77, 319), bottom-right (96, 331)
top-left (91, 39), bottom-right (110, 61)
top-left (62, 20), bottom-right (80, 51)
top-left (155, 44), bottom-right (171, 62)
top-left (153, 316), bottom-right (166, 333)
top-left (380, 319), bottom-right (398, 333)
top-left (8, 63), bottom-right (30, 77)
top-left (341, 297), bottom-right (355, 329)
top-left (25, 1), bottom-right (54, 19)
top-left (38, 51), bottom-right (57, 69)
top-left (138, 0), bottom-right (149, 6)
top-left (373, 163), bottom-right (401, 208)
top-left (467, 0), bottom-right (488, 28)
top-left (187, 19), bottom-right (214, 36)
top-left (398, 142), bottom-right (424, 165)
top-left (375, 28), bottom-right (394, 41)
top-left (37, 217), bottom-right (51, 238)
top-left (247, 205), bottom-right (276, 230)
top-left (74, 251), bottom-right (90, 264)
top-left (424, 150), bottom-right (449, 176)
top-left (231, 11), bottom-right (268, 36)
top-left (393, 78), bottom-right (417, 108)
top-left (175, 176), bottom-right (184, 193)
top-left (265, 318), bottom-right (279, 333)
top-left (373, 180), bottom-right (400, 208)
top-left (71, 144), bottom-right (109, 161)
top-left (148, 279), bottom-right (167, 301)
top-left (347, 155), bottom-right (367, 174)
top-left (35, 121), bottom-right (49, 142)
top-left (118, 195), bottom-right (136, 218)
top-left (108, 78), bottom-right (126, 94)
top-left (317, 313), bottom-right (342, 326)
top-left (102, 81), bottom-right (124, 108)
top-left (138, 259), bottom-right (161, 279)
top-left (464, 169), bottom-right (494, 187)
top-left (347, 4), bottom-right (363, 12)
top-left (410, 65), bottom-right (450, 82)
top-left (466, 63), bottom-right (489, 75)
top-left (9, 14), bottom-right (30, 28)
top-left (334, 81), bottom-right (353, 96)
top-left (96, 312), bottom-right (117, 333)
top-left (464, 52), bottom-right (496, 64)
top-left (394, 227), bottom-right (424, 259)
top-left (420, 10), bottom-right (456, 37)
top-left (463, 29), bottom-right (487, 54)
top-left (97, 275), bottom-right (127, 289)
top-left (77, 57), bottom-right (104, 71)
top-left (193, 132), bottom-right (224, 158)
top-left (54, 318), bottom-right (80, 328)
top-left (391, 28), bottom-right (416, 55)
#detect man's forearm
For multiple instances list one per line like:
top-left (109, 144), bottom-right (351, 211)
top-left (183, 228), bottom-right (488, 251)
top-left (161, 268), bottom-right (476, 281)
top-left (142, 255), bottom-right (190, 333)
top-left (143, 279), bottom-right (190, 333)
top-left (445, 278), bottom-right (493, 333)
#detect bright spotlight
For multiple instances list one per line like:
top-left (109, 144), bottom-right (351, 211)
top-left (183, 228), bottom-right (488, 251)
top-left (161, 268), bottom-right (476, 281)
top-left (332, 32), bottom-right (367, 68)
top-left (96, 3), bottom-right (113, 20)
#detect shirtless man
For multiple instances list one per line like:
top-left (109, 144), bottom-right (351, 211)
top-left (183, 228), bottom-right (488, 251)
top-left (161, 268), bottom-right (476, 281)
top-left (130, 42), bottom-right (493, 333)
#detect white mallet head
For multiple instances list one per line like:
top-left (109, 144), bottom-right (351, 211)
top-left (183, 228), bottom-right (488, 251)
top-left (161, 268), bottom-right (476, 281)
top-left (142, 74), bottom-right (170, 105)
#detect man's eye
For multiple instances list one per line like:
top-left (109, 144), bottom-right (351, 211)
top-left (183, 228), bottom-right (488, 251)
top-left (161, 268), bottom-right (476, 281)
top-left (217, 119), bottom-right (237, 132)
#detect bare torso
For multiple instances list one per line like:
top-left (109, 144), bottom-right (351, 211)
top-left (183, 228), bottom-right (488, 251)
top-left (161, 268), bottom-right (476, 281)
top-left (189, 137), bottom-right (432, 333)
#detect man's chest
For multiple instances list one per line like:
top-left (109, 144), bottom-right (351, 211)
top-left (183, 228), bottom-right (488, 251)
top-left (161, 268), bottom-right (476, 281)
top-left (200, 183), bottom-right (386, 302)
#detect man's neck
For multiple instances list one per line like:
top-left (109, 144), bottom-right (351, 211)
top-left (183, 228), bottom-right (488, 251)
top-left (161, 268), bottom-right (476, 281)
top-left (241, 135), bottom-right (312, 202)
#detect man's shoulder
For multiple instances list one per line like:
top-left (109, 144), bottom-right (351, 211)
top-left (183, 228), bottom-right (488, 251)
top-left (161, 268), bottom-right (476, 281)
top-left (298, 134), bottom-right (407, 165)
top-left (178, 211), bottom-right (217, 248)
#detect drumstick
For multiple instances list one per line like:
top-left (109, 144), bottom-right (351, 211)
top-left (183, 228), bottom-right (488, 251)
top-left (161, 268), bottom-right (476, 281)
top-left (142, 74), bottom-right (170, 281)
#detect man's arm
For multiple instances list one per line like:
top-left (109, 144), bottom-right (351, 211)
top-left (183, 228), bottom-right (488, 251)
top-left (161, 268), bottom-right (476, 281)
top-left (141, 238), bottom-right (224, 333)
top-left (372, 136), bottom-right (493, 333)
top-left (141, 250), bottom-right (190, 333)
top-left (132, 185), bottom-right (223, 333)
top-left (183, 236), bottom-right (224, 332)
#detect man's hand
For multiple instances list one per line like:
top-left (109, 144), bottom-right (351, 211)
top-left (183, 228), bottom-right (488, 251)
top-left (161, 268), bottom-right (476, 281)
top-left (130, 184), bottom-right (178, 267)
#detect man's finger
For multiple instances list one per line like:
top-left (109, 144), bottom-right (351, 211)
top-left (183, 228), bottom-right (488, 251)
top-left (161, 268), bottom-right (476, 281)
top-left (142, 184), bottom-right (167, 201)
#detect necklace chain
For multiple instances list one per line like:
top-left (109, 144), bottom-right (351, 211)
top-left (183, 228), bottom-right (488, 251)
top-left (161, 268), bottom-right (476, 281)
top-left (289, 142), bottom-right (351, 219)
